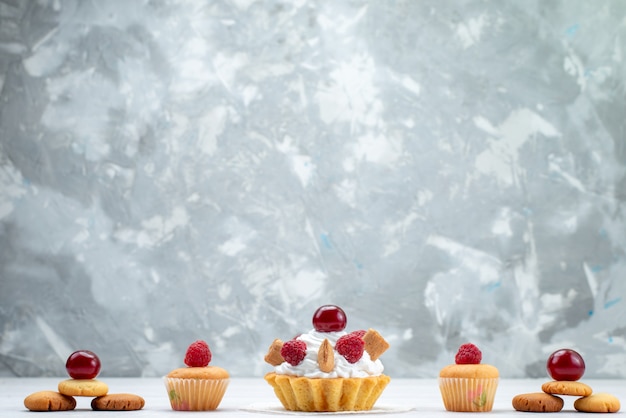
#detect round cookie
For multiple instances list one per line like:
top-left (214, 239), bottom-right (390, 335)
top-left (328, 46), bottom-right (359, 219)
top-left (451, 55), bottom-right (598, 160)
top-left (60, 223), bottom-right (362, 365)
top-left (542, 380), bottom-right (593, 397)
top-left (58, 378), bottom-right (109, 397)
top-left (574, 393), bottom-right (620, 413)
top-left (24, 390), bottom-right (76, 411)
top-left (512, 392), bottom-right (564, 412)
top-left (92, 393), bottom-right (145, 411)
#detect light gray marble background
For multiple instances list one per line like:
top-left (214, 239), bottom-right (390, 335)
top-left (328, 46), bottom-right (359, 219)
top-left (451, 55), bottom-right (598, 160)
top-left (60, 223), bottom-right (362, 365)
top-left (1, 0), bottom-right (625, 379)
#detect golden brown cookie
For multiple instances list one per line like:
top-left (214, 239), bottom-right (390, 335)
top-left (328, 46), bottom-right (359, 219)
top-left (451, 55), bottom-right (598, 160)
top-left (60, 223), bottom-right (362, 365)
top-left (91, 393), bottom-right (145, 411)
top-left (264, 338), bottom-right (284, 366)
top-left (24, 390), bottom-right (76, 411)
top-left (574, 393), bottom-right (620, 413)
top-left (512, 392), bottom-right (564, 412)
top-left (363, 329), bottom-right (390, 361)
top-left (58, 378), bottom-right (109, 397)
top-left (542, 380), bottom-right (593, 397)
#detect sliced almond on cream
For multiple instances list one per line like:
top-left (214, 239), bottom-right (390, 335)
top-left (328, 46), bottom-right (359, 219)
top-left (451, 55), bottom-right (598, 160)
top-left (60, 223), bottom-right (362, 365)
top-left (264, 338), bottom-right (285, 366)
top-left (363, 328), bottom-right (389, 361)
top-left (317, 338), bottom-right (334, 372)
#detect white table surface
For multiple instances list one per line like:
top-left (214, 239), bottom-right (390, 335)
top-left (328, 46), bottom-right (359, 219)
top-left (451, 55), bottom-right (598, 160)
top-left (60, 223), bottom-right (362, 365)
top-left (0, 378), bottom-right (623, 416)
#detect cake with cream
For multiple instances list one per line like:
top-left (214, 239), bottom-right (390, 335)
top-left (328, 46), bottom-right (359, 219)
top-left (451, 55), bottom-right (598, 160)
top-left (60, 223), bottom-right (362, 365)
top-left (264, 305), bottom-right (390, 412)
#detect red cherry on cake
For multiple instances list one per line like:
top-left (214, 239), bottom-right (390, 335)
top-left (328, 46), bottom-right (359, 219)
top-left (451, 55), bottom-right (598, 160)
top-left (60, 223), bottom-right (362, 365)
top-left (312, 305), bottom-right (347, 332)
top-left (546, 348), bottom-right (585, 381)
top-left (66, 350), bottom-right (101, 379)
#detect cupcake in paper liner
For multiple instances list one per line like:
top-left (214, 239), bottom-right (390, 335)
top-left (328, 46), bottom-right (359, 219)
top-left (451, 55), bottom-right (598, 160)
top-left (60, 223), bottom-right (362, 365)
top-left (438, 343), bottom-right (499, 412)
top-left (164, 340), bottom-right (229, 411)
top-left (263, 305), bottom-right (391, 412)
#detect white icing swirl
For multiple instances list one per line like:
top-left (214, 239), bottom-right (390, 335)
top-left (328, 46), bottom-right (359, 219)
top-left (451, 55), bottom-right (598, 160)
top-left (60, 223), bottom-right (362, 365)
top-left (274, 329), bottom-right (384, 378)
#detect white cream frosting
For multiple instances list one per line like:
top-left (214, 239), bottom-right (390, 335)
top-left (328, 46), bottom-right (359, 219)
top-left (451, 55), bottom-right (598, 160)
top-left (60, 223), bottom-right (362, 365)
top-left (274, 329), bottom-right (384, 378)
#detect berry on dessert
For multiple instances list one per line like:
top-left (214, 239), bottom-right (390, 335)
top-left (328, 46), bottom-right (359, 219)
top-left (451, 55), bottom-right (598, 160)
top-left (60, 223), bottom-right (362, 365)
top-left (454, 342), bottom-right (482, 364)
top-left (312, 305), bottom-right (347, 332)
top-left (336, 333), bottom-right (365, 363)
top-left (352, 329), bottom-right (367, 338)
top-left (65, 350), bottom-right (101, 380)
top-left (546, 348), bottom-right (585, 381)
top-left (184, 340), bottom-right (212, 367)
top-left (280, 339), bottom-right (307, 366)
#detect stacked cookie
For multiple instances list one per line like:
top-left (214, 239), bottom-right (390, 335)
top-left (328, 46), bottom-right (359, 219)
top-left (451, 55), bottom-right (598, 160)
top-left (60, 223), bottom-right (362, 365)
top-left (512, 348), bottom-right (620, 413)
top-left (513, 382), bottom-right (620, 413)
top-left (24, 350), bottom-right (144, 412)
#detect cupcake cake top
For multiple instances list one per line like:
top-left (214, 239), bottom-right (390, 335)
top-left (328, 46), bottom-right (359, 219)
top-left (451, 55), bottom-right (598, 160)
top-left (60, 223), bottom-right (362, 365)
top-left (264, 305), bottom-right (390, 378)
top-left (439, 343), bottom-right (498, 378)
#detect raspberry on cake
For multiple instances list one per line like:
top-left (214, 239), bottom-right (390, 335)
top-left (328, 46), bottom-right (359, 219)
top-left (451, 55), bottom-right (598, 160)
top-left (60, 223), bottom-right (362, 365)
top-left (184, 340), bottom-right (211, 367)
top-left (454, 342), bottom-right (482, 364)
top-left (336, 333), bottom-right (365, 363)
top-left (280, 339), bottom-right (307, 366)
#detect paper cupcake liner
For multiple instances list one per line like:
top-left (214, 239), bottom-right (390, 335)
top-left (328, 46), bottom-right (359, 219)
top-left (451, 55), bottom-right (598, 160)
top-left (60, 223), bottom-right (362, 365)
top-left (164, 377), bottom-right (229, 411)
top-left (438, 377), bottom-right (498, 412)
top-left (264, 373), bottom-right (390, 412)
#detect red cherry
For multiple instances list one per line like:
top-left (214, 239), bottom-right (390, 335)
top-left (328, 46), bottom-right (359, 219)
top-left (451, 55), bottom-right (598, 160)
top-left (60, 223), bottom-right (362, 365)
top-left (312, 305), bottom-right (347, 332)
top-left (66, 350), bottom-right (101, 379)
top-left (546, 348), bottom-right (585, 381)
